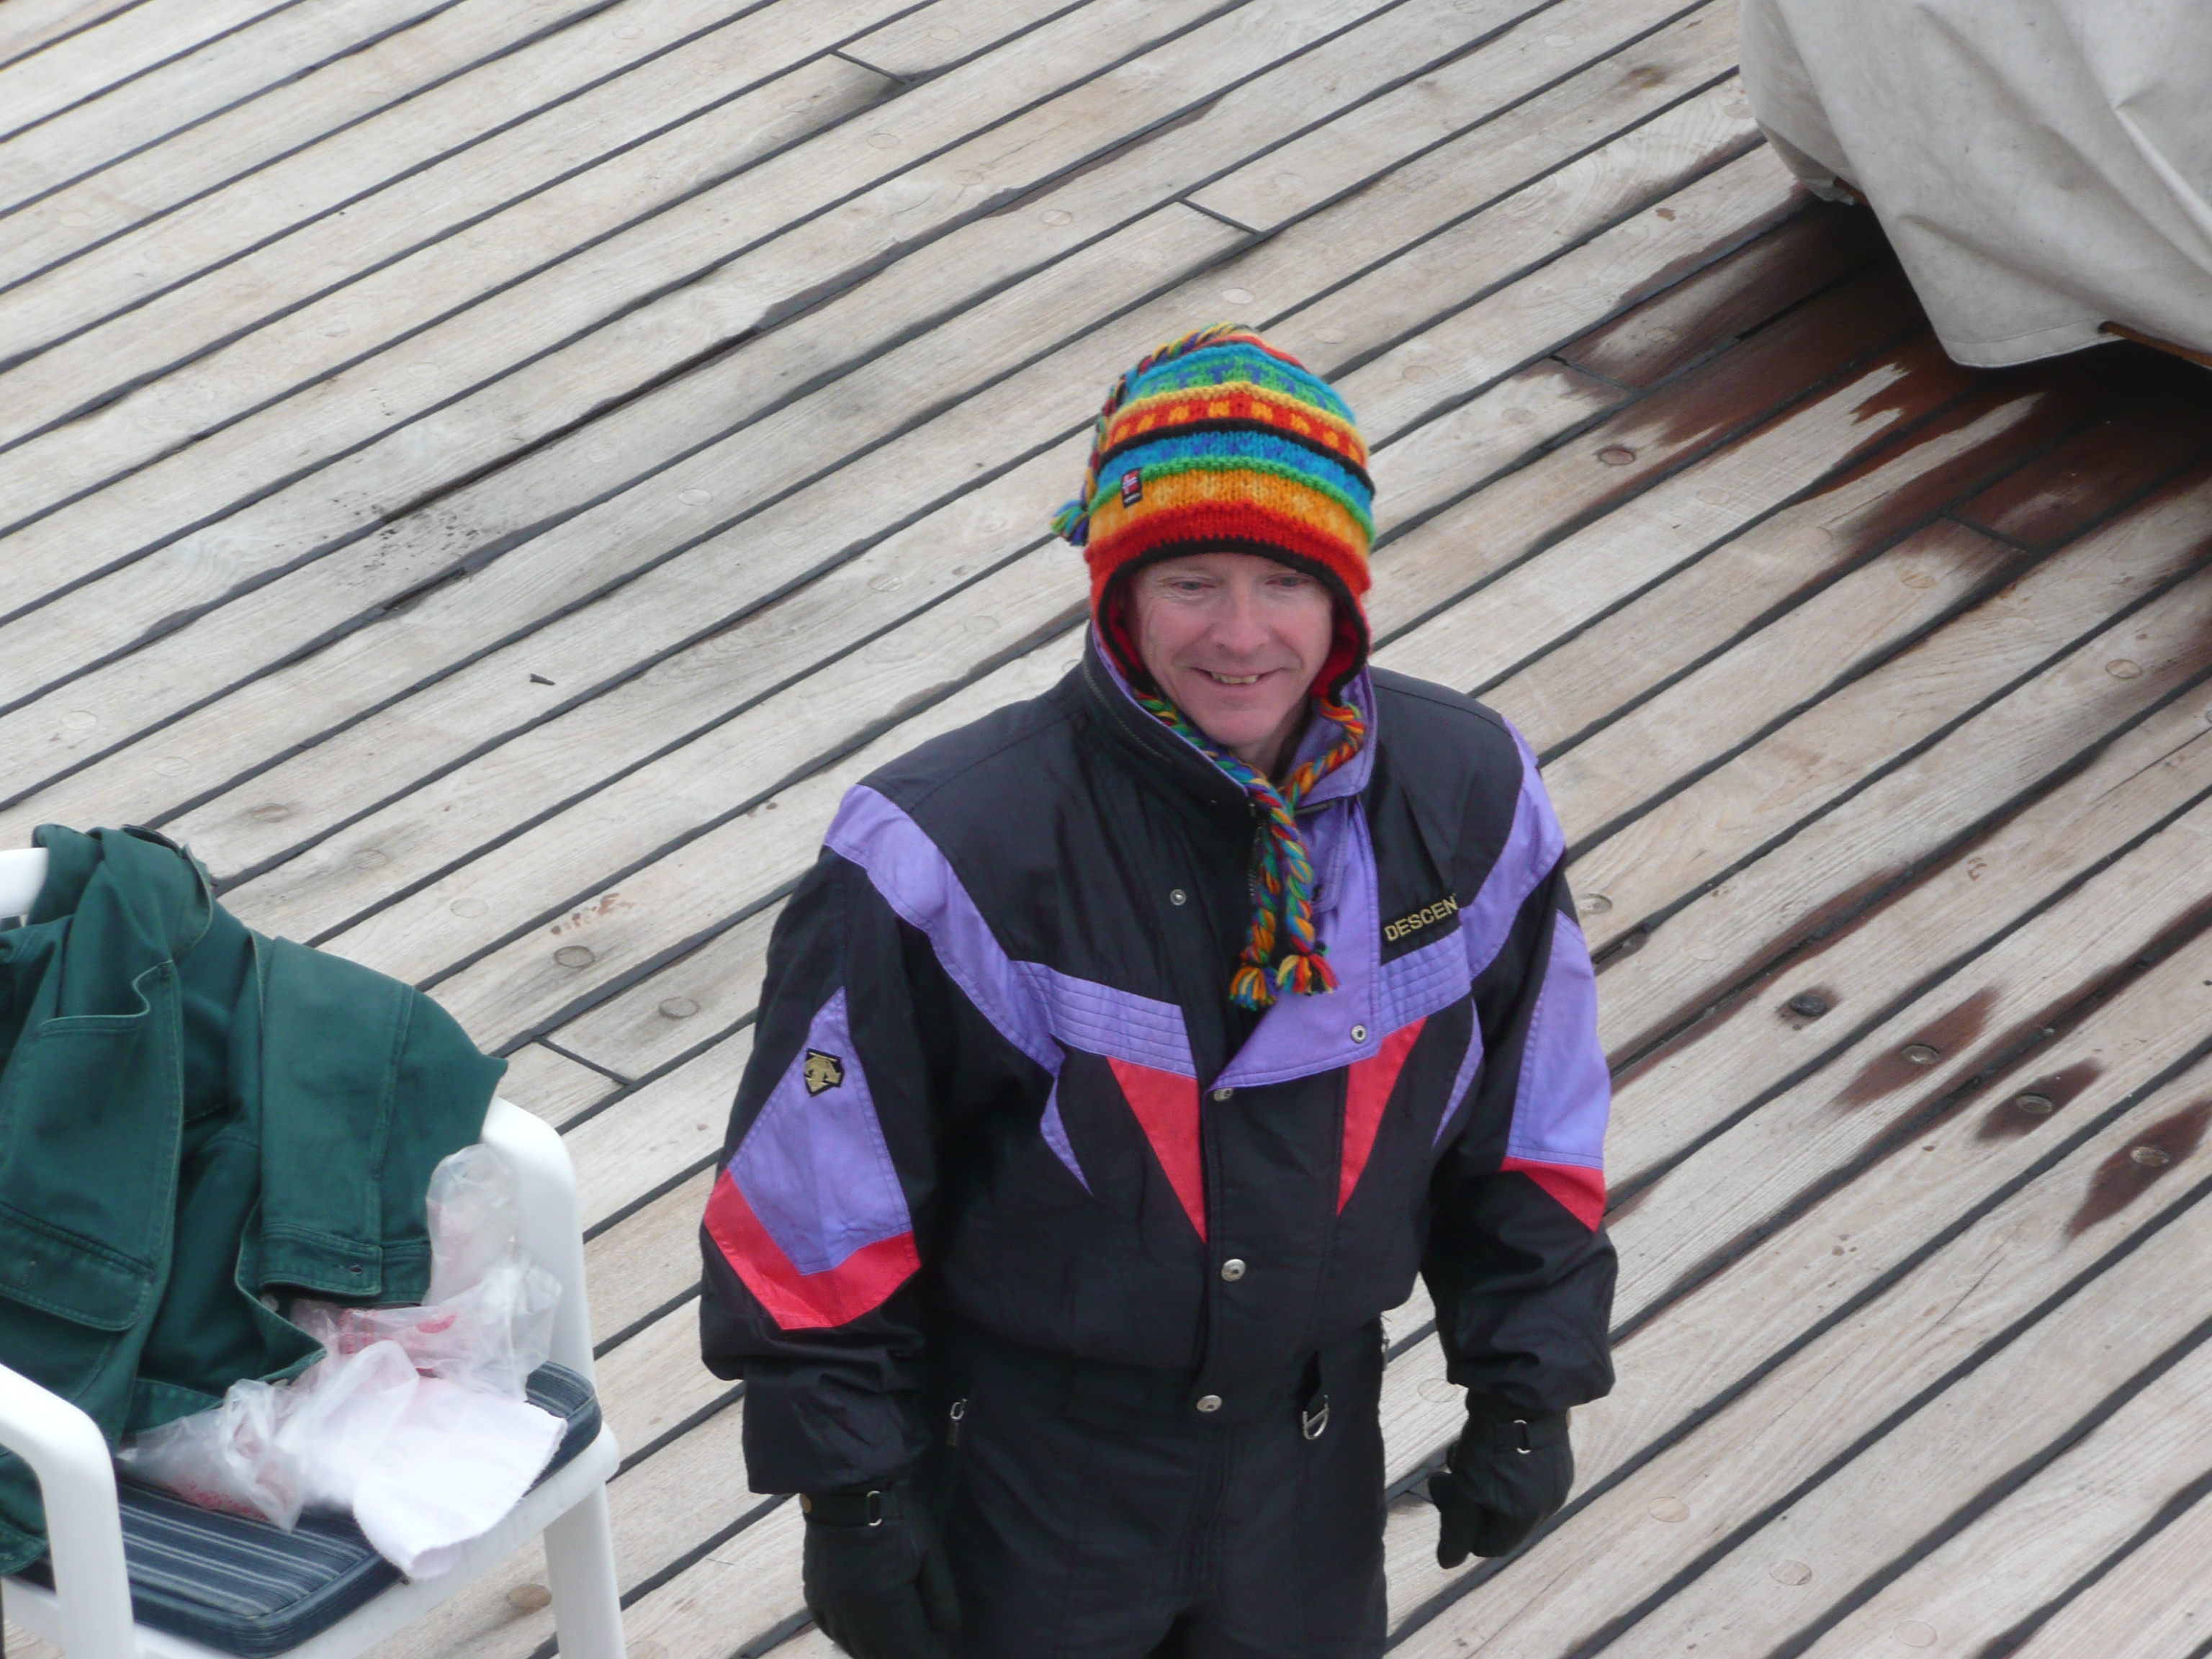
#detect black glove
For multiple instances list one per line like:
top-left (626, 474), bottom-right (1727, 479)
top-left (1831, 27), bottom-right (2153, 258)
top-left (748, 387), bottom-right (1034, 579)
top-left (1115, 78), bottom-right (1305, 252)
top-left (801, 1474), bottom-right (961, 1659)
top-left (1428, 1406), bottom-right (1573, 1567)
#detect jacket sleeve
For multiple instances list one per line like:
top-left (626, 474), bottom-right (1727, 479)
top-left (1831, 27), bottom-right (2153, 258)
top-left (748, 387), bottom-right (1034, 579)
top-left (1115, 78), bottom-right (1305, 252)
top-left (698, 837), bottom-right (957, 1495)
top-left (1421, 725), bottom-right (1617, 1420)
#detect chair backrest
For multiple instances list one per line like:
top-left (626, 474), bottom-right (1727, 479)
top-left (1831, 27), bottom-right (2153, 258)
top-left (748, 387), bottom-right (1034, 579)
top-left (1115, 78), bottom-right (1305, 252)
top-left (0, 848), bottom-right (48, 920)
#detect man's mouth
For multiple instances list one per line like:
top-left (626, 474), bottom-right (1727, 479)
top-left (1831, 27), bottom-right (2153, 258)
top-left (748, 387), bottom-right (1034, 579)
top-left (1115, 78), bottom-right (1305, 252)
top-left (1200, 670), bottom-right (1264, 686)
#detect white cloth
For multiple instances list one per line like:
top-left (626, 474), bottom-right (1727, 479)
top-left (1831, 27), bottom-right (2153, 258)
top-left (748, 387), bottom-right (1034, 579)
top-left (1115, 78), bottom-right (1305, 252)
top-left (351, 1377), bottom-right (564, 1578)
top-left (1738, 0), bottom-right (2212, 366)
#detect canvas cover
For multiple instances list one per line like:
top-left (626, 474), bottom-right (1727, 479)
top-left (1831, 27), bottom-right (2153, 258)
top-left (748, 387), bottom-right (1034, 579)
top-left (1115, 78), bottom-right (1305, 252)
top-left (1739, 0), bottom-right (2212, 367)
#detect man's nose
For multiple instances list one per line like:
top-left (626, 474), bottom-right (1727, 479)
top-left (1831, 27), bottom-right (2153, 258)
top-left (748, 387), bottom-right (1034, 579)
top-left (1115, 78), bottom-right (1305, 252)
top-left (1210, 587), bottom-right (1270, 653)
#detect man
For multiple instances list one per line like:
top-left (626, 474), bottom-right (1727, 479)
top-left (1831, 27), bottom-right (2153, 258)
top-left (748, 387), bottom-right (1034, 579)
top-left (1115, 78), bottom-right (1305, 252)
top-left (700, 326), bottom-right (1615, 1658)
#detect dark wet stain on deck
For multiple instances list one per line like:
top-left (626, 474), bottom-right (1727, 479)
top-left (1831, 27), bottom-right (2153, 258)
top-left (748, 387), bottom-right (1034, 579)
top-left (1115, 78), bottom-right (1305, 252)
top-left (1833, 986), bottom-right (1997, 1107)
top-left (1974, 1060), bottom-right (2104, 1141)
top-left (2067, 1099), bottom-right (2212, 1237)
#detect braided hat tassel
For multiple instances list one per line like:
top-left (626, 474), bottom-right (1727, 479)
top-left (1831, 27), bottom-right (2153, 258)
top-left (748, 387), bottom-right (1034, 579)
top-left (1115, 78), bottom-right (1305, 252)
top-left (1135, 691), bottom-right (1367, 1010)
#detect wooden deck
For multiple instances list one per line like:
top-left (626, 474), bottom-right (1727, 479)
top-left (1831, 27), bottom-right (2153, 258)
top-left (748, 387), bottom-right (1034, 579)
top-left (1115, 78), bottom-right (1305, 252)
top-left (5, 1), bottom-right (2211, 1654)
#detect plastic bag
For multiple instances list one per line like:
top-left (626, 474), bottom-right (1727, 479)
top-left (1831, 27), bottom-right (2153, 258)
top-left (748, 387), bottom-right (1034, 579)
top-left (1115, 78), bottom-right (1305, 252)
top-left (116, 1144), bottom-right (565, 1545)
top-left (290, 1143), bottom-right (560, 1400)
top-left (273, 1339), bottom-right (421, 1514)
top-left (115, 1378), bottom-right (300, 1528)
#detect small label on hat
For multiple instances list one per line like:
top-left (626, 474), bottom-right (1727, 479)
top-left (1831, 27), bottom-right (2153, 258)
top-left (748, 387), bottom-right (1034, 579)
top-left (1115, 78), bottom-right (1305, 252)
top-left (1120, 469), bottom-right (1143, 507)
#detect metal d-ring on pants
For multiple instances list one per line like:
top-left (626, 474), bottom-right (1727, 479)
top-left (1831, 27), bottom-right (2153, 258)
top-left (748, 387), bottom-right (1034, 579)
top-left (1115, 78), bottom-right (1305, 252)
top-left (927, 1320), bottom-right (1388, 1659)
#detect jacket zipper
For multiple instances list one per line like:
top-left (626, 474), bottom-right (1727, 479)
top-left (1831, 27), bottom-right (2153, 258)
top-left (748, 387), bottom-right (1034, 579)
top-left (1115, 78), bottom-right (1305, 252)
top-left (945, 1398), bottom-right (968, 1448)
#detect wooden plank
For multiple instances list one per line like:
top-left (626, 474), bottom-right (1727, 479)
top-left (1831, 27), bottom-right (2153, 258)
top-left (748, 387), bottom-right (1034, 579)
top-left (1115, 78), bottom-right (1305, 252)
top-left (12, 81), bottom-right (1764, 888)
top-left (1534, 518), bottom-right (2030, 849)
top-left (760, 1627), bottom-right (835, 1659)
top-left (1591, 480), bottom-right (2212, 1138)
top-left (550, 903), bottom-right (820, 1083)
top-left (568, 1031), bottom-right (750, 1236)
top-left (1788, 1338), bottom-right (2212, 1658)
top-left (0, 0), bottom-right (623, 287)
top-left (1553, 197), bottom-right (1887, 387)
top-left (1481, 365), bottom-right (2126, 755)
top-left (1380, 346), bottom-right (1982, 687)
top-left (1389, 939), bottom-right (2212, 1646)
top-left (585, 1167), bottom-right (714, 1349)
top-left (1187, 0), bottom-right (1712, 232)
top-left (1602, 571), bottom-right (2212, 1192)
top-left (181, 440), bottom-right (1084, 884)
top-left (593, 1296), bottom-right (734, 1462)
top-left (374, 638), bottom-right (1075, 1049)
top-left (1377, 343), bottom-right (1985, 713)
top-left (0, 0), bottom-right (1662, 735)
top-left (0, 0), bottom-right (146, 68)
top-left (1398, 1043), bottom-right (2212, 1654)
top-left (1949, 356), bottom-right (2212, 551)
top-left (0, 0), bottom-right (1308, 595)
top-left (1609, 782), bottom-right (2212, 1360)
top-left (0, 0), bottom-right (297, 141)
top-left (2000, 1485), bottom-right (2212, 1658)
top-left (1367, 357), bottom-right (1625, 537)
top-left (1269, 51), bottom-right (1763, 451)
top-left (1, 1622), bottom-right (63, 1659)
top-left (0, 20), bottom-right (902, 458)
top-left (497, 1040), bottom-right (620, 1125)
top-left (1565, 470), bottom-right (2212, 972)
top-left (1601, 637), bottom-right (2212, 1194)
top-left (1356, 226), bottom-right (1935, 665)
top-left (0, 0), bottom-right (819, 364)
top-left (620, 1498), bottom-right (804, 1659)
top-left (0, 0), bottom-right (453, 215)
top-left (840, 0), bottom-right (1074, 78)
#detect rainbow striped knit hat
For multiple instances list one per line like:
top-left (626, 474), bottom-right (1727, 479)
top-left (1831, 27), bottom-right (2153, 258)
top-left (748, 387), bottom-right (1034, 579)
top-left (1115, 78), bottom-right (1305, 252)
top-left (1054, 325), bottom-right (1379, 1010)
top-left (1051, 324), bottom-right (1375, 692)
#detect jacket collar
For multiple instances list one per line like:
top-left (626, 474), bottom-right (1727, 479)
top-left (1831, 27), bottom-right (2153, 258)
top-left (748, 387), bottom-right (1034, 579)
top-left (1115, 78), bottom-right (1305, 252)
top-left (1079, 627), bottom-right (1378, 812)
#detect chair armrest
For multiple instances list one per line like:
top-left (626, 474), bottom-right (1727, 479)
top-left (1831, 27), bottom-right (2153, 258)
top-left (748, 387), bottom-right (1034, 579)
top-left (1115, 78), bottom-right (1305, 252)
top-left (0, 1360), bottom-right (137, 1658)
top-left (480, 1097), bottom-right (599, 1385)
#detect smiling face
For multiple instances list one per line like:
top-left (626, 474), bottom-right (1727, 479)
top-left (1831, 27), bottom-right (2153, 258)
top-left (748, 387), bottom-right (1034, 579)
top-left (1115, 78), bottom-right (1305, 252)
top-left (1128, 550), bottom-right (1337, 776)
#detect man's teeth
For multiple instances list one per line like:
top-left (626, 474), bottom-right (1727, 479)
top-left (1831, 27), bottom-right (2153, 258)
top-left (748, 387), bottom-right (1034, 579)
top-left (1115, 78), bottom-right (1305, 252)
top-left (1206, 671), bottom-right (1262, 685)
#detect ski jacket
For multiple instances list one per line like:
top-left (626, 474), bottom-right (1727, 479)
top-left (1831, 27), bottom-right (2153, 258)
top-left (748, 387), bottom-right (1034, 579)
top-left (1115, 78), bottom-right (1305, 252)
top-left (700, 636), bottom-right (1617, 1493)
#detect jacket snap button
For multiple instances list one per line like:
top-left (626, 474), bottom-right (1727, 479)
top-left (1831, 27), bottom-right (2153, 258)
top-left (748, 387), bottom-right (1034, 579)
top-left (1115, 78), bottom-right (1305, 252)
top-left (1351, 1025), bottom-right (1368, 1043)
top-left (1195, 1394), bottom-right (1223, 1413)
top-left (1169, 889), bottom-right (1187, 907)
top-left (1220, 1259), bottom-right (1246, 1282)
top-left (1211, 1087), bottom-right (1233, 1102)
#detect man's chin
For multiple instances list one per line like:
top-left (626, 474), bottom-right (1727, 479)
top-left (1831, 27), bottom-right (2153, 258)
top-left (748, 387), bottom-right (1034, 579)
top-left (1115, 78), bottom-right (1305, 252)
top-left (1181, 701), bottom-right (1296, 753)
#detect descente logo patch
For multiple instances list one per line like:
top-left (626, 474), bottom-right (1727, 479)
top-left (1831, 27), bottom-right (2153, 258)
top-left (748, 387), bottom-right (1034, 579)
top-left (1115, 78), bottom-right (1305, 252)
top-left (1384, 896), bottom-right (1460, 944)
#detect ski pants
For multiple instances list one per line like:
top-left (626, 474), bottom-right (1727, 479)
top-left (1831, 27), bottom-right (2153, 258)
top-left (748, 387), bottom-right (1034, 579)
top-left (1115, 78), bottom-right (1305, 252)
top-left (927, 1318), bottom-right (1388, 1659)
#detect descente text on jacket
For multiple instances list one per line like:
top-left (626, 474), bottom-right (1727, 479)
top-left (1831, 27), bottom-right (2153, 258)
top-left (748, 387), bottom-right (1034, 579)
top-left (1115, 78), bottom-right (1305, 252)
top-left (700, 638), bottom-right (1617, 1493)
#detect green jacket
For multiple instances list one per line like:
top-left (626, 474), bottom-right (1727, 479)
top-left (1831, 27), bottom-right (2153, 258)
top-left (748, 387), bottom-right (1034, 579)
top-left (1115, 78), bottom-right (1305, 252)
top-left (0, 826), bottom-right (504, 1570)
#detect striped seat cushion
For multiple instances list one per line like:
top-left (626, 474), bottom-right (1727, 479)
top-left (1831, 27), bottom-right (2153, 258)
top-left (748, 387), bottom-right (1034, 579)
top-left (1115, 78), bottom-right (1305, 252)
top-left (17, 1364), bottom-right (601, 1658)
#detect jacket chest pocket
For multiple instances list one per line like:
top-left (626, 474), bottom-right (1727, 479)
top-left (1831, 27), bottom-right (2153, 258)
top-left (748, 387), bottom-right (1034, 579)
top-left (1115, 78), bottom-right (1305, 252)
top-left (0, 1005), bottom-right (181, 1332)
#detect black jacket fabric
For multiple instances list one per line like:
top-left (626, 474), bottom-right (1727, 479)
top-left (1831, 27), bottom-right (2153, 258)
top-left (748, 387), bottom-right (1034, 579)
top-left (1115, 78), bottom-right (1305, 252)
top-left (701, 636), bottom-right (1616, 1493)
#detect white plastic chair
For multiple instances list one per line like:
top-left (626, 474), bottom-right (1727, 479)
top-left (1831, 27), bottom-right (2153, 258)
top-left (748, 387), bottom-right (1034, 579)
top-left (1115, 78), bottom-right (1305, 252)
top-left (0, 848), bottom-right (624, 1658)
